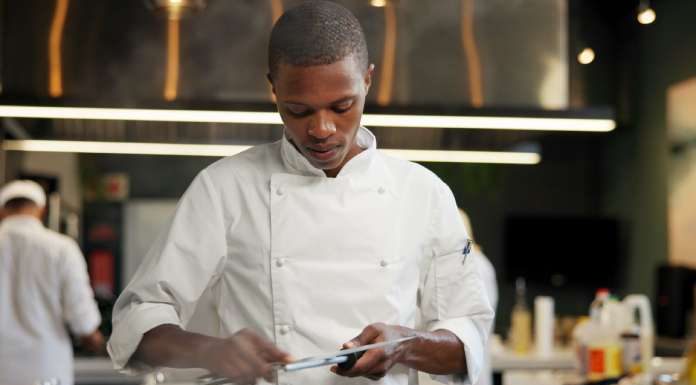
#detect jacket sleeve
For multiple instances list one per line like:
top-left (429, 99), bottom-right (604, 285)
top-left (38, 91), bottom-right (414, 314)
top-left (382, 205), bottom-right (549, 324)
top-left (107, 170), bottom-right (227, 370)
top-left (419, 180), bottom-right (495, 385)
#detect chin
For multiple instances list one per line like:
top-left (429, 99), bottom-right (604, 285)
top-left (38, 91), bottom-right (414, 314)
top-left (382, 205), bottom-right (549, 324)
top-left (313, 160), bottom-right (341, 170)
top-left (304, 152), bottom-right (345, 171)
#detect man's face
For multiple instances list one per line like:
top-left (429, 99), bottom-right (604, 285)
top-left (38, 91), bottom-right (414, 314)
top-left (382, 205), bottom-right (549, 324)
top-left (270, 55), bottom-right (373, 177)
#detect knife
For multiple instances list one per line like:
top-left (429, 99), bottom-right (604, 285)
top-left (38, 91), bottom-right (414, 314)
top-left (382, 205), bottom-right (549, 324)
top-left (279, 335), bottom-right (416, 372)
top-left (197, 336), bottom-right (416, 384)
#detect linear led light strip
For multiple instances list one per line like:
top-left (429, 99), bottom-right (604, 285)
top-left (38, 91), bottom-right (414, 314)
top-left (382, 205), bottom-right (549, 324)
top-left (0, 105), bottom-right (615, 132)
top-left (2, 140), bottom-right (541, 165)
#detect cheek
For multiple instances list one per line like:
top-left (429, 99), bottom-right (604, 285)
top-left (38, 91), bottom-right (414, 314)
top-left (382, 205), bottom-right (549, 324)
top-left (281, 119), bottom-right (306, 140)
top-left (338, 110), bottom-right (363, 132)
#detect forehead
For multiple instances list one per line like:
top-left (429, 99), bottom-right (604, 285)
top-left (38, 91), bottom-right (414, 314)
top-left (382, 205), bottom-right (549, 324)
top-left (273, 55), bottom-right (365, 101)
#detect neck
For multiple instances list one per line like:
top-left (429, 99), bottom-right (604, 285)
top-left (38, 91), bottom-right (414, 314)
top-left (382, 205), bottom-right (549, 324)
top-left (4, 207), bottom-right (42, 219)
top-left (323, 142), bottom-right (364, 178)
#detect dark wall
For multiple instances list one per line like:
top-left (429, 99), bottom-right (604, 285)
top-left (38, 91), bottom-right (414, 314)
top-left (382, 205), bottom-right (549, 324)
top-left (429, 134), bottom-right (607, 333)
top-left (601, 0), bottom-right (696, 303)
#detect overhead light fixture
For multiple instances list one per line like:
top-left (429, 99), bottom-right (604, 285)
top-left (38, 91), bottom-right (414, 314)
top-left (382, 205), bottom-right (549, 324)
top-left (381, 148), bottom-right (540, 164)
top-left (146, 1), bottom-right (206, 102)
top-left (365, 113), bottom-right (613, 131)
top-left (2, 140), bottom-right (541, 165)
top-left (577, 47), bottom-right (595, 65)
top-left (147, 0), bottom-right (206, 18)
top-left (370, 0), bottom-right (388, 7)
top-left (637, 1), bottom-right (656, 25)
top-left (0, 106), bottom-right (615, 132)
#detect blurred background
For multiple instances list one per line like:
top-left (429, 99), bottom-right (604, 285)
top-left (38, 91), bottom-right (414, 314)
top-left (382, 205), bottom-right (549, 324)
top-left (2, 0), bottom-right (696, 384)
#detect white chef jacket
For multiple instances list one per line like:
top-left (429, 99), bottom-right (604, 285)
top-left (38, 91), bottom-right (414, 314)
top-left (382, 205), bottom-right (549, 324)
top-left (418, 249), bottom-right (498, 385)
top-left (0, 215), bottom-right (101, 385)
top-left (108, 127), bottom-right (494, 385)
top-left (470, 250), bottom-right (498, 385)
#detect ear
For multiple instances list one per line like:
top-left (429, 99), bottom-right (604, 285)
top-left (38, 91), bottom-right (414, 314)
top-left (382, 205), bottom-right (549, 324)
top-left (364, 64), bottom-right (375, 92)
top-left (266, 73), bottom-right (277, 95)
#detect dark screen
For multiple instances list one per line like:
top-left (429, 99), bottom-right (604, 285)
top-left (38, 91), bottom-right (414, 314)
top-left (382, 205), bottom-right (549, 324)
top-left (504, 216), bottom-right (621, 288)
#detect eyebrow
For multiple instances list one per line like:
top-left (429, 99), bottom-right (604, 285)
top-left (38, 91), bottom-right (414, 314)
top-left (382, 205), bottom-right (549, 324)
top-left (284, 96), bottom-right (357, 107)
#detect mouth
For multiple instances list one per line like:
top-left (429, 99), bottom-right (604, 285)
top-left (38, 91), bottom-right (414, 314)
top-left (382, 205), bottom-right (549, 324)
top-left (306, 146), bottom-right (340, 162)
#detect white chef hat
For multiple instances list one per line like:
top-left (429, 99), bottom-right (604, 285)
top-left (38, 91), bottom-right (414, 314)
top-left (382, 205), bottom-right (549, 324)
top-left (0, 180), bottom-right (47, 208)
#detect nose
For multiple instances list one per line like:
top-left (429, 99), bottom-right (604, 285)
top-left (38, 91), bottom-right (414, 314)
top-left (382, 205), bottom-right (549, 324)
top-left (307, 110), bottom-right (336, 140)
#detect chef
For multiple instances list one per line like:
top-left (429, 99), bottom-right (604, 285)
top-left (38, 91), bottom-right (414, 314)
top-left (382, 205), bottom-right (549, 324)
top-left (0, 180), bottom-right (104, 385)
top-left (107, 2), bottom-right (493, 385)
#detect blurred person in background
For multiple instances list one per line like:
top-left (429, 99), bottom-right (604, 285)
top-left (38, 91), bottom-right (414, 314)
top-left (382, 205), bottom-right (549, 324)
top-left (0, 180), bottom-right (104, 385)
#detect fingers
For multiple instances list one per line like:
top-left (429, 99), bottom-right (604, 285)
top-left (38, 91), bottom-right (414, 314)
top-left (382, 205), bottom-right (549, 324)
top-left (249, 332), bottom-right (292, 363)
top-left (334, 348), bottom-right (386, 377)
top-left (223, 335), bottom-right (269, 383)
top-left (333, 323), bottom-right (411, 380)
top-left (345, 323), bottom-right (385, 349)
top-left (210, 328), bottom-right (285, 383)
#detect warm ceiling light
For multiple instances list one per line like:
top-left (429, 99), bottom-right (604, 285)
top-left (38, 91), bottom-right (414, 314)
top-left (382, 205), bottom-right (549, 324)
top-left (637, 7), bottom-right (656, 24)
top-left (577, 48), bottom-right (595, 65)
top-left (370, 0), bottom-right (387, 7)
top-left (0, 106), bottom-right (616, 132)
top-left (380, 148), bottom-right (540, 164)
top-left (147, 0), bottom-right (205, 18)
top-left (364, 113), bottom-right (614, 132)
top-left (2, 140), bottom-right (541, 165)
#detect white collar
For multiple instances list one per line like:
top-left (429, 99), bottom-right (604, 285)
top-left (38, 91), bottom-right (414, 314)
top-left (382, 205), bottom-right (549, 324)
top-left (0, 214), bottom-right (44, 231)
top-left (280, 126), bottom-right (378, 178)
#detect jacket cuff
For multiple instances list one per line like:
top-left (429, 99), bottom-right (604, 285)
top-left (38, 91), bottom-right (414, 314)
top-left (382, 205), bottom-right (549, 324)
top-left (107, 303), bottom-right (181, 371)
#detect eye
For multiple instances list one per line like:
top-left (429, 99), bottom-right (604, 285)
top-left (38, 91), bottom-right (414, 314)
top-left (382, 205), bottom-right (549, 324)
top-left (332, 103), bottom-right (353, 114)
top-left (285, 105), bottom-right (312, 117)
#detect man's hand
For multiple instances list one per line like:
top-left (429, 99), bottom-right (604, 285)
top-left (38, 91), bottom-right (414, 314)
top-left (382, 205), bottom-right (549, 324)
top-left (80, 329), bottom-right (105, 354)
top-left (198, 328), bottom-right (292, 384)
top-left (134, 325), bottom-right (291, 385)
top-left (331, 322), bottom-right (416, 381)
top-left (331, 323), bottom-right (468, 380)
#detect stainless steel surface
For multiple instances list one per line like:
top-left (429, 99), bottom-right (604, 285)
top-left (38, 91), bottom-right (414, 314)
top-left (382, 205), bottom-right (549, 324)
top-left (3, 0), bottom-right (566, 108)
top-left (74, 357), bottom-right (142, 385)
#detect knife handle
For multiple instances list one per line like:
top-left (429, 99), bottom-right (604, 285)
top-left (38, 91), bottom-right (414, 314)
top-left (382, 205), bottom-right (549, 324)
top-left (337, 350), bottom-right (365, 371)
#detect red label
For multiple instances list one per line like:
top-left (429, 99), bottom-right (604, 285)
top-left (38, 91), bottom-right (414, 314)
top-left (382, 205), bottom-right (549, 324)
top-left (89, 250), bottom-right (114, 297)
top-left (589, 348), bottom-right (605, 374)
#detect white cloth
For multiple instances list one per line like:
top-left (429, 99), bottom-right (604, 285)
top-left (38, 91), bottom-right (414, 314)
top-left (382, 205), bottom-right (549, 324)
top-left (0, 179), bottom-right (47, 207)
top-left (0, 215), bottom-right (101, 385)
top-left (108, 127), bottom-right (494, 385)
top-left (418, 249), bottom-right (498, 385)
top-left (471, 250), bottom-right (498, 385)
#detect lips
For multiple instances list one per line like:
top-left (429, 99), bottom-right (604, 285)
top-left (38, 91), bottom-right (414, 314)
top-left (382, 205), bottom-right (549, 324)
top-left (306, 145), bottom-right (339, 161)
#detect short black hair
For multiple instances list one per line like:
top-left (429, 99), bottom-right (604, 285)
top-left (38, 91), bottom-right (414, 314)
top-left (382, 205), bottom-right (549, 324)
top-left (268, 1), bottom-right (368, 79)
top-left (3, 197), bottom-right (37, 211)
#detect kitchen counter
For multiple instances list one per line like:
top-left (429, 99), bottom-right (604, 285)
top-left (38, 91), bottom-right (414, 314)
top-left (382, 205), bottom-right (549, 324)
top-left (75, 357), bottom-right (141, 385)
top-left (491, 348), bottom-right (576, 371)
